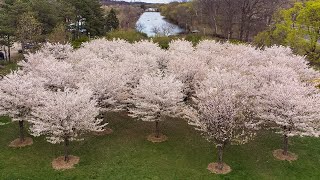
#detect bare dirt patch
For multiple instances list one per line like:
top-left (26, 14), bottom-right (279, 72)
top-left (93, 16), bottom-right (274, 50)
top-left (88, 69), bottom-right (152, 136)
top-left (9, 137), bottom-right (33, 148)
top-left (207, 162), bottom-right (232, 174)
top-left (147, 133), bottom-right (168, 143)
top-left (273, 149), bottom-right (298, 161)
top-left (92, 128), bottom-right (113, 136)
top-left (52, 156), bottom-right (80, 170)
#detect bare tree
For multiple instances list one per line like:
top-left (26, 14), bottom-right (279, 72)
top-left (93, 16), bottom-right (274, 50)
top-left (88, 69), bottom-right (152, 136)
top-left (193, 0), bottom-right (291, 40)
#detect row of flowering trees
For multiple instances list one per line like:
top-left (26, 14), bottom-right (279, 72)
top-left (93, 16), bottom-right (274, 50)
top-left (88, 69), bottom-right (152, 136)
top-left (0, 39), bottom-right (320, 172)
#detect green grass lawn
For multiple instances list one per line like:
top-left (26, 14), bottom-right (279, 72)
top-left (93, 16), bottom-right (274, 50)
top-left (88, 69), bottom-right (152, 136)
top-left (0, 61), bottom-right (18, 75)
top-left (0, 112), bottom-right (320, 180)
top-left (0, 54), bottom-right (23, 75)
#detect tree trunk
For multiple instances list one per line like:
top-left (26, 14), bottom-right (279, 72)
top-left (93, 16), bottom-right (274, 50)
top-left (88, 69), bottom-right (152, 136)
top-left (155, 120), bottom-right (160, 138)
top-left (64, 136), bottom-right (70, 162)
top-left (211, 15), bottom-right (218, 35)
top-left (3, 46), bottom-right (8, 61)
top-left (283, 134), bottom-right (289, 156)
top-left (216, 144), bottom-right (224, 170)
top-left (19, 120), bottom-right (25, 142)
top-left (7, 35), bottom-right (11, 62)
top-left (245, 25), bottom-right (250, 42)
top-left (21, 42), bottom-right (25, 53)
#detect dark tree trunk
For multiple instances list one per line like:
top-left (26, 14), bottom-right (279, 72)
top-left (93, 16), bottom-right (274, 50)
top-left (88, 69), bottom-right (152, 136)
top-left (7, 35), bottom-right (11, 61)
top-left (155, 121), bottom-right (160, 138)
top-left (19, 120), bottom-right (25, 142)
top-left (21, 42), bottom-right (25, 53)
top-left (8, 46), bottom-right (11, 61)
top-left (245, 25), bottom-right (250, 42)
top-left (239, 18), bottom-right (245, 40)
top-left (282, 125), bottom-right (289, 156)
top-left (64, 136), bottom-right (70, 162)
top-left (216, 144), bottom-right (224, 170)
top-left (283, 134), bottom-right (289, 156)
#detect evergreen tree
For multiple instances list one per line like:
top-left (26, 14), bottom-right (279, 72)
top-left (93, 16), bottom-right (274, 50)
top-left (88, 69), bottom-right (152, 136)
top-left (0, 10), bottom-right (15, 61)
top-left (106, 8), bottom-right (119, 32)
top-left (66, 0), bottom-right (106, 37)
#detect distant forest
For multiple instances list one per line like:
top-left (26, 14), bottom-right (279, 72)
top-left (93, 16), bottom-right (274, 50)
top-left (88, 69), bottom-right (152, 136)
top-left (101, 0), bottom-right (152, 5)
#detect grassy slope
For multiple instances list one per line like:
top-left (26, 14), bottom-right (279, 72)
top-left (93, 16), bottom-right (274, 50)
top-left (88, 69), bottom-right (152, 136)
top-left (0, 113), bottom-right (320, 180)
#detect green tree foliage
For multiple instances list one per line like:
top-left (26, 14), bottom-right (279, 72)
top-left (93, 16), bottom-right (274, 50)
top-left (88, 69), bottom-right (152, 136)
top-left (0, 0), bottom-right (30, 56)
top-left (0, 4), bottom-right (15, 61)
top-left (28, 0), bottom-right (66, 34)
top-left (0, 0), bottom-right (106, 47)
top-left (106, 8), bottom-right (119, 32)
top-left (66, 0), bottom-right (106, 36)
top-left (1, 0), bottom-right (73, 34)
top-left (48, 23), bottom-right (71, 44)
top-left (16, 12), bottom-right (43, 51)
top-left (0, 0), bottom-right (75, 51)
top-left (254, 0), bottom-right (320, 67)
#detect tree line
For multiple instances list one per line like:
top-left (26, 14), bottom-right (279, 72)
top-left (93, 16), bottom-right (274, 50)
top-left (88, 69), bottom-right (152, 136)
top-left (160, 0), bottom-right (294, 41)
top-left (0, 0), bottom-right (120, 61)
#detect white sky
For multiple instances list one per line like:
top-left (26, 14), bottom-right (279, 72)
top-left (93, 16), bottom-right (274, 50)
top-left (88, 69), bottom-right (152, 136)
top-left (120, 0), bottom-right (177, 3)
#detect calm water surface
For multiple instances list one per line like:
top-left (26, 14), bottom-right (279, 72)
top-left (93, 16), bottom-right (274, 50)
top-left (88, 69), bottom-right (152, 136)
top-left (136, 12), bottom-right (184, 37)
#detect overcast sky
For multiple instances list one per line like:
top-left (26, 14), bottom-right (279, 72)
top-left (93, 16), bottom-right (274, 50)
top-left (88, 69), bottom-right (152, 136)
top-left (120, 0), bottom-right (177, 3)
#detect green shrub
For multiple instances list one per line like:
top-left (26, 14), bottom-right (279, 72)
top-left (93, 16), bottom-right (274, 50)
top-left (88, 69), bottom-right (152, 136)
top-left (228, 38), bottom-right (246, 45)
top-left (106, 30), bottom-right (147, 43)
top-left (185, 34), bottom-right (204, 46)
top-left (152, 36), bottom-right (177, 49)
top-left (71, 36), bottom-right (89, 49)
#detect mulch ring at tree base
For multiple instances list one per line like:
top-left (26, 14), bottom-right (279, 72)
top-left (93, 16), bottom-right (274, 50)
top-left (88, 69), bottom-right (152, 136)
top-left (52, 156), bottom-right (80, 170)
top-left (273, 149), bottom-right (298, 161)
top-left (147, 133), bottom-right (168, 143)
top-left (92, 128), bottom-right (113, 136)
top-left (9, 137), bottom-right (33, 148)
top-left (207, 162), bottom-right (232, 174)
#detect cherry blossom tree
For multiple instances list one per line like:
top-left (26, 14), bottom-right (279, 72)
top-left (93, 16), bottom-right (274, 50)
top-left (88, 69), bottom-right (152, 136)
top-left (29, 87), bottom-right (106, 162)
top-left (168, 40), bottom-right (194, 54)
top-left (129, 71), bottom-right (185, 141)
top-left (256, 79), bottom-right (320, 158)
top-left (195, 40), bottom-right (319, 82)
top-left (39, 43), bottom-right (73, 61)
top-left (79, 39), bottom-right (134, 62)
top-left (0, 72), bottom-right (45, 145)
top-left (167, 40), bottom-right (208, 102)
top-left (19, 53), bottom-right (77, 91)
top-left (74, 58), bottom-right (125, 111)
top-left (188, 69), bottom-right (260, 172)
top-left (71, 39), bottom-right (163, 109)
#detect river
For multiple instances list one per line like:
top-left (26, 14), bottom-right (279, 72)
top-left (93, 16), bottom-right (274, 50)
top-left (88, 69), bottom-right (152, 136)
top-left (136, 12), bottom-right (184, 37)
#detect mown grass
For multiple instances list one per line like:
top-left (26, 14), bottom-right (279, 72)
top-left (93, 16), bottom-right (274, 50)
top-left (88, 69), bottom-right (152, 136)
top-left (0, 112), bottom-right (320, 180)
